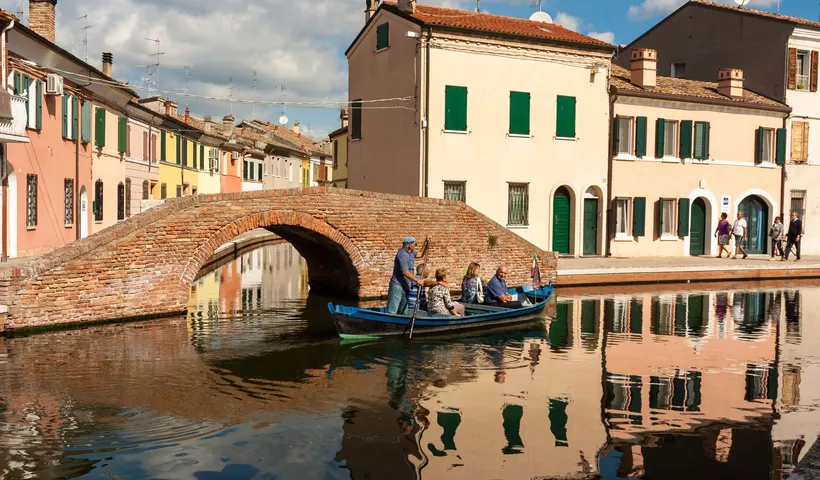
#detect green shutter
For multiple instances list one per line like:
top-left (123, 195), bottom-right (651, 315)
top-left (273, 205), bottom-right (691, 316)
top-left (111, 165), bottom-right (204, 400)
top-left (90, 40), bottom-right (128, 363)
top-left (633, 197), bottom-right (647, 237)
top-left (376, 23), bottom-right (389, 50)
top-left (679, 120), bottom-right (693, 159)
top-left (704, 123), bottom-right (711, 159)
top-left (182, 139), bottom-right (188, 166)
top-left (80, 100), bottom-right (90, 142)
top-left (161, 131), bottom-right (166, 161)
top-left (95, 107), bottom-right (106, 147)
top-left (776, 127), bottom-right (787, 165)
top-left (556, 95), bottom-right (576, 138)
top-left (635, 117), bottom-right (647, 157)
top-left (509, 91), bottom-right (530, 135)
top-left (117, 117), bottom-right (127, 153)
top-left (193, 142), bottom-right (198, 170)
top-left (71, 96), bottom-right (79, 140)
top-left (200, 144), bottom-right (205, 170)
top-left (12, 71), bottom-right (20, 95)
top-left (176, 136), bottom-right (181, 164)
top-left (21, 75), bottom-right (29, 126)
top-left (444, 85), bottom-right (467, 131)
top-left (756, 127), bottom-right (764, 164)
top-left (35, 81), bottom-right (42, 130)
top-left (678, 198), bottom-right (690, 237)
top-left (655, 118), bottom-right (665, 157)
top-left (61, 94), bottom-right (68, 138)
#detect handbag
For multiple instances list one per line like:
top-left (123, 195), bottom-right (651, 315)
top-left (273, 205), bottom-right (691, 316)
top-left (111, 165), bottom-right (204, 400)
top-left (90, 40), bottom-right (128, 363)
top-left (476, 277), bottom-right (485, 304)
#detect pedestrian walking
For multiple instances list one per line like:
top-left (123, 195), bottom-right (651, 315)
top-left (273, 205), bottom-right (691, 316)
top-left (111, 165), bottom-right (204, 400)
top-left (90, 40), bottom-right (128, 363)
top-left (715, 213), bottom-right (732, 259)
top-left (784, 211), bottom-right (803, 262)
top-left (769, 216), bottom-right (784, 260)
top-left (732, 212), bottom-right (748, 259)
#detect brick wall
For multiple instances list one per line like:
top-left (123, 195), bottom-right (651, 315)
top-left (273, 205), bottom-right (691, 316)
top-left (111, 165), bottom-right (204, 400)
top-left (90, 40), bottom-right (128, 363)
top-left (28, 0), bottom-right (56, 44)
top-left (1, 187), bottom-right (556, 330)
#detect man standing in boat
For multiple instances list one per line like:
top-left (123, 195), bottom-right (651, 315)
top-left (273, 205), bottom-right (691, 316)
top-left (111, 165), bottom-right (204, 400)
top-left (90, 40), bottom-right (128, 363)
top-left (386, 236), bottom-right (438, 315)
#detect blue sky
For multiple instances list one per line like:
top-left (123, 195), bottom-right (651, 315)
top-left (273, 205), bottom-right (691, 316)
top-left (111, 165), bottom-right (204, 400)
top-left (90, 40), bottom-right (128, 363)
top-left (2, 0), bottom-right (816, 141)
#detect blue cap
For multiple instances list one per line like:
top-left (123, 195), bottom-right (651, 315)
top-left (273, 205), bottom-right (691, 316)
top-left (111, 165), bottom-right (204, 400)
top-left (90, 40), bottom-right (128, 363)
top-left (402, 236), bottom-right (416, 247)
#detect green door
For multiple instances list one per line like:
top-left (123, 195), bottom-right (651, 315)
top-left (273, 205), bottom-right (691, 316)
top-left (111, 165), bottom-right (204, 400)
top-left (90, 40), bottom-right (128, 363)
top-left (583, 198), bottom-right (598, 256)
top-left (553, 188), bottom-right (571, 254)
top-left (739, 195), bottom-right (768, 254)
top-left (689, 198), bottom-right (706, 256)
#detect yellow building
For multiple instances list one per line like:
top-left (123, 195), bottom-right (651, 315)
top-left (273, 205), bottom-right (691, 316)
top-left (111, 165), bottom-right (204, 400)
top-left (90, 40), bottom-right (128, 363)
top-left (330, 122), bottom-right (348, 188)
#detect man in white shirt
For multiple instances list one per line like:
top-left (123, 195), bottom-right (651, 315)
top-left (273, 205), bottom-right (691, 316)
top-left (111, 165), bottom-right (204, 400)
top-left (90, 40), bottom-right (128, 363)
top-left (733, 211), bottom-right (748, 259)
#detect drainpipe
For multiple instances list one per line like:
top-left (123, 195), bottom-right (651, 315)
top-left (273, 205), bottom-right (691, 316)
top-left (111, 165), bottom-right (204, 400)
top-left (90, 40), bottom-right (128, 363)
top-left (75, 102), bottom-right (80, 241)
top-left (422, 27), bottom-right (431, 197)
top-left (781, 115), bottom-right (788, 222)
top-left (1, 20), bottom-right (14, 262)
top-left (605, 91), bottom-right (616, 257)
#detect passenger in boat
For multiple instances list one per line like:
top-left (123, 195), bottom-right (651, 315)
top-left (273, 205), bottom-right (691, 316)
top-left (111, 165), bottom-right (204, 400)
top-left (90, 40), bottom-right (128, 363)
top-left (461, 262), bottom-right (485, 304)
top-left (486, 265), bottom-right (523, 309)
top-left (406, 263), bottom-right (437, 313)
top-left (427, 269), bottom-right (465, 316)
top-left (387, 236), bottom-right (439, 315)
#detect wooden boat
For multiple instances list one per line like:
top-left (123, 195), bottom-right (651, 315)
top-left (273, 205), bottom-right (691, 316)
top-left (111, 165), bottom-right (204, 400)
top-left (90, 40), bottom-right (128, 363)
top-left (327, 282), bottom-right (554, 339)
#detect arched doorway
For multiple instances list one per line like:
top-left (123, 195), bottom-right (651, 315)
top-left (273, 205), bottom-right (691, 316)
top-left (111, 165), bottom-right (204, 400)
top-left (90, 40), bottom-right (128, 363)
top-left (583, 187), bottom-right (599, 256)
top-left (552, 187), bottom-right (572, 255)
top-left (739, 195), bottom-right (768, 254)
top-left (79, 186), bottom-right (88, 239)
top-left (6, 162), bottom-right (16, 258)
top-left (689, 198), bottom-right (707, 256)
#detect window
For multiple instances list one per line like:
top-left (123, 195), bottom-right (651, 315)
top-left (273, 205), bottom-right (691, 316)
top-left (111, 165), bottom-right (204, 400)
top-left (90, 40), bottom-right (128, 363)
top-left (509, 91), bottom-right (530, 136)
top-left (671, 62), bottom-right (686, 79)
top-left (142, 180), bottom-right (150, 200)
top-left (64, 179), bottom-right (74, 226)
top-left (507, 183), bottom-right (529, 226)
top-left (444, 85), bottom-right (468, 132)
top-left (693, 122), bottom-right (710, 160)
top-left (757, 128), bottom-right (774, 163)
top-left (94, 179), bottom-right (103, 222)
top-left (556, 95), bottom-right (576, 138)
top-left (243, 160), bottom-right (249, 180)
top-left (797, 50), bottom-right (811, 91)
top-left (125, 178), bottom-right (131, 218)
top-left (664, 120), bottom-right (678, 157)
top-left (176, 185), bottom-right (182, 198)
top-left (160, 183), bottom-right (167, 199)
top-left (289, 163), bottom-right (294, 183)
top-left (95, 108), bottom-right (106, 147)
top-left (257, 163), bottom-right (263, 181)
top-left (614, 198), bottom-right (631, 237)
top-left (791, 190), bottom-right (806, 230)
top-left (351, 100), bottom-right (362, 140)
top-left (376, 22), bottom-right (389, 50)
top-left (26, 174), bottom-right (37, 228)
top-left (443, 181), bottom-right (466, 202)
top-left (333, 141), bottom-right (339, 168)
top-left (791, 121), bottom-right (810, 163)
top-left (61, 94), bottom-right (76, 140)
top-left (616, 116), bottom-right (633, 155)
top-left (117, 182), bottom-right (125, 221)
top-left (660, 198), bottom-right (677, 237)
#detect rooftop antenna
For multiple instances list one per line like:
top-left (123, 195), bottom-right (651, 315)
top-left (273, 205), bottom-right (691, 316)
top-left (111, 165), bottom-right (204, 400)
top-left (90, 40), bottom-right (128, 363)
top-left (76, 15), bottom-right (92, 64)
top-left (476, 0), bottom-right (480, 12)
top-left (137, 64), bottom-right (154, 96)
top-left (252, 70), bottom-right (258, 119)
top-left (277, 85), bottom-right (288, 125)
top-left (228, 76), bottom-right (235, 115)
top-left (733, 0), bottom-right (751, 8)
top-left (529, 0), bottom-right (553, 23)
top-left (145, 38), bottom-right (165, 90)
top-left (179, 65), bottom-right (192, 94)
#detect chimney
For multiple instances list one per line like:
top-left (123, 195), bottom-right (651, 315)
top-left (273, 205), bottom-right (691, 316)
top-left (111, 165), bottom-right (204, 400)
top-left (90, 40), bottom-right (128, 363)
top-left (293, 120), bottom-right (300, 135)
top-left (630, 48), bottom-right (657, 89)
top-left (718, 68), bottom-right (744, 98)
top-left (203, 114), bottom-right (212, 133)
top-left (164, 99), bottom-right (171, 115)
top-left (223, 114), bottom-right (235, 136)
top-left (397, 0), bottom-right (415, 14)
top-left (101, 52), bottom-right (113, 77)
top-left (365, 0), bottom-right (379, 23)
top-left (184, 105), bottom-right (190, 124)
top-left (29, 0), bottom-right (57, 44)
top-left (340, 107), bottom-right (349, 128)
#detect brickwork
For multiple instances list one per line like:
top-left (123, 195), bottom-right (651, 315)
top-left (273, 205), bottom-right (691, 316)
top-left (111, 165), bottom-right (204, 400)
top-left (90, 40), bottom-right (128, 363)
top-left (0, 188), bottom-right (556, 330)
top-left (28, 0), bottom-right (56, 43)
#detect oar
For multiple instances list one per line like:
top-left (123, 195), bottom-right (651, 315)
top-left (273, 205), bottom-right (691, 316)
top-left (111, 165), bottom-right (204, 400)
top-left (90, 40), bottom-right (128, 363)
top-left (407, 239), bottom-right (430, 340)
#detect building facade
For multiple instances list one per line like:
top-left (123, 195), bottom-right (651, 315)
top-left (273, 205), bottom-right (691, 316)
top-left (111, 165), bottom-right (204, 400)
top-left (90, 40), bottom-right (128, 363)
top-left (346, 1), bottom-right (613, 254)
top-left (609, 52), bottom-right (789, 257)
top-left (330, 108), bottom-right (348, 188)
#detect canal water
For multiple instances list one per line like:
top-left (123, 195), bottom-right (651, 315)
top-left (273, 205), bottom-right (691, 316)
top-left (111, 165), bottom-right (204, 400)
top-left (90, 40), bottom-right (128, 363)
top-left (0, 243), bottom-right (815, 479)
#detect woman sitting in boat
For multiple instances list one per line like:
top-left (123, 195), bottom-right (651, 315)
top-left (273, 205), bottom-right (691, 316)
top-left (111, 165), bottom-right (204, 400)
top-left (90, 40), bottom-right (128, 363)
top-left (427, 269), bottom-right (465, 316)
top-left (461, 262), bottom-right (484, 304)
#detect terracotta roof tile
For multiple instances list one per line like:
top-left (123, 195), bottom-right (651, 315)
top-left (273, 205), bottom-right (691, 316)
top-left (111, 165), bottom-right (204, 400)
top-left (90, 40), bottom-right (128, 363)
top-left (610, 64), bottom-right (788, 109)
top-left (384, 2), bottom-right (612, 48)
top-left (244, 120), bottom-right (327, 156)
top-left (691, 0), bottom-right (820, 30)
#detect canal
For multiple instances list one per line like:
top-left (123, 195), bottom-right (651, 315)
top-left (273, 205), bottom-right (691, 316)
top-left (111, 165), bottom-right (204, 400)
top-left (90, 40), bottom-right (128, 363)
top-left (0, 243), bottom-right (814, 479)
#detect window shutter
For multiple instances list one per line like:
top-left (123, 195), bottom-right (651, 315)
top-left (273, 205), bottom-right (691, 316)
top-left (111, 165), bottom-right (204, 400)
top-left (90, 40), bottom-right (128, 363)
top-left (35, 81), bottom-right (42, 130)
top-left (200, 144), bottom-right (205, 170)
top-left (80, 100), bottom-right (90, 142)
top-left (193, 142), bottom-right (198, 169)
top-left (161, 131), bottom-right (167, 161)
top-left (776, 127), bottom-right (787, 165)
top-left (679, 120), bottom-right (693, 159)
top-left (678, 198), bottom-right (690, 236)
top-left (176, 136), bottom-right (181, 164)
top-left (143, 131), bottom-right (148, 161)
top-left (704, 122), bottom-right (711, 159)
top-left (21, 75), bottom-right (29, 126)
top-left (71, 96), bottom-right (78, 140)
top-left (792, 121), bottom-right (806, 162)
top-left (633, 197), bottom-right (647, 237)
top-left (755, 127), bottom-right (764, 164)
top-left (556, 95), bottom-right (576, 138)
top-left (182, 139), bottom-right (188, 166)
top-left (812, 51), bottom-right (819, 92)
top-left (788, 48), bottom-right (798, 90)
top-left (635, 117), bottom-right (647, 157)
top-left (351, 100), bottom-right (362, 139)
top-left (444, 85), bottom-right (467, 131)
top-left (61, 94), bottom-right (68, 138)
top-left (117, 117), bottom-right (127, 153)
top-left (657, 198), bottom-right (665, 237)
top-left (376, 23), bottom-right (389, 50)
top-left (655, 118), bottom-right (665, 158)
top-left (12, 71), bottom-right (20, 94)
top-left (126, 125), bottom-right (132, 156)
top-left (804, 122), bottom-right (810, 163)
top-left (612, 116), bottom-right (620, 154)
top-left (151, 135), bottom-right (157, 163)
top-left (509, 91), bottom-right (530, 135)
top-left (95, 108), bottom-right (106, 147)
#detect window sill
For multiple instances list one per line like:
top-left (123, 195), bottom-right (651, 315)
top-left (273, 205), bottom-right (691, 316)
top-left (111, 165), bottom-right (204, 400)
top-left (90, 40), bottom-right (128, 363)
top-left (64, 224), bottom-right (73, 229)
top-left (26, 226), bottom-right (36, 231)
top-left (507, 134), bottom-right (531, 139)
top-left (94, 221), bottom-right (103, 225)
top-left (660, 235), bottom-right (679, 242)
top-left (555, 136), bottom-right (577, 142)
top-left (615, 154), bottom-right (637, 161)
top-left (349, 138), bottom-right (362, 142)
top-left (375, 47), bottom-right (389, 53)
top-left (758, 163), bottom-right (778, 169)
top-left (662, 157), bottom-right (681, 163)
top-left (443, 129), bottom-right (468, 135)
top-left (614, 235), bottom-right (634, 242)
top-left (506, 225), bottom-right (529, 229)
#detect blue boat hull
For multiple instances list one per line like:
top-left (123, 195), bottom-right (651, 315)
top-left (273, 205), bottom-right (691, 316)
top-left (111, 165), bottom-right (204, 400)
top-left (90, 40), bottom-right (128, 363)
top-left (328, 284), bottom-right (553, 338)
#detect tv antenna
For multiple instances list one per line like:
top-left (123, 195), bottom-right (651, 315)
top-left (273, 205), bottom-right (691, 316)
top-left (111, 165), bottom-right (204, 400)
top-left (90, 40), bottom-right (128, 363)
top-left (733, 0), bottom-right (751, 8)
top-left (76, 15), bottom-right (92, 64)
top-left (227, 76), bottom-right (235, 115)
top-left (145, 38), bottom-right (165, 90)
top-left (252, 70), bottom-right (258, 119)
top-left (137, 64), bottom-right (154, 95)
top-left (179, 65), bottom-right (192, 94)
top-left (529, 0), bottom-right (553, 22)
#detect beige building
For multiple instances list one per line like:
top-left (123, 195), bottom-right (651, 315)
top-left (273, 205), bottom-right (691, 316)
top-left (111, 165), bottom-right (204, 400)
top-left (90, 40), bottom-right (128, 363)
top-left (347, 0), bottom-right (613, 255)
top-left (609, 51), bottom-right (790, 258)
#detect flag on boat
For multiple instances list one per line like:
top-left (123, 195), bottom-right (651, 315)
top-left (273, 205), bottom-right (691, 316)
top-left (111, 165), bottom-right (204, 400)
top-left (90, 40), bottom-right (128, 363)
top-left (531, 254), bottom-right (542, 288)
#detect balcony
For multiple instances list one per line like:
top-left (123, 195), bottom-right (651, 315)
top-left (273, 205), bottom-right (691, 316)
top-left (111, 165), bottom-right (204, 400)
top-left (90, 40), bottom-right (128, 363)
top-left (0, 92), bottom-right (29, 143)
top-left (796, 74), bottom-right (810, 92)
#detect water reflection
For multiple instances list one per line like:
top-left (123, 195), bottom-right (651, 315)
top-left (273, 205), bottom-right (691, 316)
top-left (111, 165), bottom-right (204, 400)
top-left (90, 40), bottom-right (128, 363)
top-left (0, 243), bottom-right (817, 478)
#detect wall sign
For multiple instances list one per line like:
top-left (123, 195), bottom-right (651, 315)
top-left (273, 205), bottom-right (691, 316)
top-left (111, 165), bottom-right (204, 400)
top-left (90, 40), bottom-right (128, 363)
top-left (721, 196), bottom-right (731, 214)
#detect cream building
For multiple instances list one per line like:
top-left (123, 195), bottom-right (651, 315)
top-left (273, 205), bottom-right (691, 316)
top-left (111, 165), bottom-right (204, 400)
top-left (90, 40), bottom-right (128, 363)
top-left (347, 0), bottom-right (613, 255)
top-left (610, 51), bottom-right (790, 258)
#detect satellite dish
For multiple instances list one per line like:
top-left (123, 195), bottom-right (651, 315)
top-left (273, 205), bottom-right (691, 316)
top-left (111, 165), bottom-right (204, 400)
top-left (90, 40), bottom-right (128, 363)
top-left (529, 11), bottom-right (553, 23)
top-left (279, 115), bottom-right (288, 125)
top-left (733, 0), bottom-right (750, 7)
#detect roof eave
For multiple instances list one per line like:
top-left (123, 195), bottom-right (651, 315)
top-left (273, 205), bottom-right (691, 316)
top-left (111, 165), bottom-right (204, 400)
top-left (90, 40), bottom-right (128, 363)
top-left (611, 86), bottom-right (792, 114)
top-left (431, 24), bottom-right (614, 53)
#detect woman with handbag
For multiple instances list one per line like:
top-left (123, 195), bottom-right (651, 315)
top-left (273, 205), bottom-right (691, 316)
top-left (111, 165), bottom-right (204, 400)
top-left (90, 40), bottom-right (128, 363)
top-left (461, 262), bottom-right (484, 304)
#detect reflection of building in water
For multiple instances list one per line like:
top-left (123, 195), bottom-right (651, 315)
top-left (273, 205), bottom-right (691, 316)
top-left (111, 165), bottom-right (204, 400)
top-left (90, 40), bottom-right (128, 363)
top-left (420, 304), bottom-right (607, 479)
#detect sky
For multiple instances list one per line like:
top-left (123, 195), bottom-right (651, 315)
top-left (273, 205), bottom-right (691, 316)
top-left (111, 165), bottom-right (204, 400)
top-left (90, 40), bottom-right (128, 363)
top-left (0, 0), bottom-right (814, 141)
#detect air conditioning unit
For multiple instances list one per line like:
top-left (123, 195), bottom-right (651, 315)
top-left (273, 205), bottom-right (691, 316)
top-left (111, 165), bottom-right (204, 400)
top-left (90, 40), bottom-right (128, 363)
top-left (209, 157), bottom-right (218, 172)
top-left (46, 74), bottom-right (63, 95)
top-left (231, 152), bottom-right (240, 162)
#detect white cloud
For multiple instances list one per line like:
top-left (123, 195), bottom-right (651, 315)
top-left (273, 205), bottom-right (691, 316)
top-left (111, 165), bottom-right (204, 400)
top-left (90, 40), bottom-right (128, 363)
top-left (554, 12), bottom-right (582, 32)
top-left (628, 0), bottom-right (780, 21)
top-left (588, 31), bottom-right (616, 44)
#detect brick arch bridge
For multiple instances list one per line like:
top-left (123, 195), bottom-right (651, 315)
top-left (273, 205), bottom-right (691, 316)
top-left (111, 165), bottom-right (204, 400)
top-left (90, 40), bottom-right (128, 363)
top-left (1, 188), bottom-right (556, 330)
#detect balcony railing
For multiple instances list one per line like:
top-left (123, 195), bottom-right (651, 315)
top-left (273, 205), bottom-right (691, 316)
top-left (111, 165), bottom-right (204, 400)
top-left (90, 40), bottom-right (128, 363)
top-left (796, 74), bottom-right (810, 91)
top-left (0, 94), bottom-right (29, 141)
